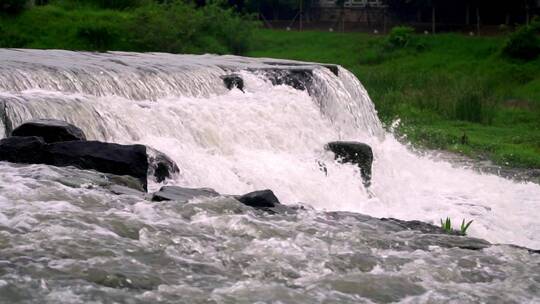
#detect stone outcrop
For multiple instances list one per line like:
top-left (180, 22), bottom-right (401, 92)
top-left (151, 186), bottom-right (220, 202)
top-left (147, 147), bottom-right (180, 183)
top-left (236, 189), bottom-right (281, 208)
top-left (11, 119), bottom-right (86, 143)
top-left (221, 74), bottom-right (244, 92)
top-left (326, 141), bottom-right (373, 187)
top-left (0, 120), bottom-right (183, 191)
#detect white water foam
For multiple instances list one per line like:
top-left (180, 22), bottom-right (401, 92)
top-left (1, 50), bottom-right (539, 250)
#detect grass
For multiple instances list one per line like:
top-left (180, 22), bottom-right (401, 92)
top-left (248, 29), bottom-right (540, 169)
top-left (440, 217), bottom-right (473, 236)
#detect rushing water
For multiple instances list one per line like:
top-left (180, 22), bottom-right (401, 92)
top-left (0, 49), bottom-right (539, 303)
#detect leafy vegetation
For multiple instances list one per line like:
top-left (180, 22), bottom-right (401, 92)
top-left (0, 0), bottom-right (257, 55)
top-left (248, 29), bottom-right (540, 169)
top-left (0, 0), bottom-right (28, 14)
top-left (460, 219), bottom-right (473, 235)
top-left (501, 20), bottom-right (540, 61)
top-left (440, 217), bottom-right (452, 234)
top-left (440, 217), bottom-right (473, 235)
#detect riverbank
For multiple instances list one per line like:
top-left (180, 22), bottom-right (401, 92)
top-left (248, 30), bottom-right (540, 169)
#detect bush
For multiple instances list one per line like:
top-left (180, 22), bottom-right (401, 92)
top-left (501, 22), bottom-right (540, 60)
top-left (385, 26), bottom-right (415, 49)
top-left (0, 25), bottom-right (30, 47)
top-left (54, 0), bottom-right (143, 10)
top-left (128, 0), bottom-right (257, 55)
top-left (76, 22), bottom-right (118, 51)
top-left (0, 0), bottom-right (28, 14)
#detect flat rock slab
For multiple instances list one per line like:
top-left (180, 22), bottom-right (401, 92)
top-left (151, 186), bottom-right (220, 202)
top-left (11, 119), bottom-right (86, 143)
top-left (0, 137), bottom-right (149, 191)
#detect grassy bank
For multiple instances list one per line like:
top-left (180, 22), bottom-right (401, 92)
top-left (248, 30), bottom-right (540, 168)
top-left (0, 1), bottom-right (256, 54)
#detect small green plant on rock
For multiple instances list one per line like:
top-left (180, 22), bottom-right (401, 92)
top-left (460, 219), bottom-right (473, 235)
top-left (440, 217), bottom-right (453, 234)
top-left (440, 217), bottom-right (473, 235)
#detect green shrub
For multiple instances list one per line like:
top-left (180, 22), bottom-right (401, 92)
top-left (128, 0), bottom-right (257, 55)
top-left (0, 0), bottom-right (28, 14)
top-left (76, 22), bottom-right (118, 51)
top-left (501, 22), bottom-right (540, 60)
top-left (385, 26), bottom-right (415, 49)
top-left (0, 25), bottom-right (30, 47)
top-left (54, 0), bottom-right (143, 10)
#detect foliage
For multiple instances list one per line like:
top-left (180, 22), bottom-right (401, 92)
top-left (385, 26), bottom-right (416, 49)
top-left (501, 21), bottom-right (540, 61)
top-left (76, 22), bottom-right (119, 51)
top-left (440, 217), bottom-right (452, 234)
top-left (460, 219), bottom-right (473, 235)
top-left (440, 217), bottom-right (473, 235)
top-left (0, 25), bottom-right (29, 47)
top-left (53, 0), bottom-right (144, 10)
top-left (0, 0), bottom-right (28, 14)
top-left (128, 0), bottom-right (257, 54)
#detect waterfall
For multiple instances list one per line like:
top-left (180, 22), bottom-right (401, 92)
top-left (1, 49), bottom-right (539, 250)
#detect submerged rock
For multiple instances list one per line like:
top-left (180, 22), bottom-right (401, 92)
top-left (326, 141), bottom-right (373, 187)
top-left (11, 119), bottom-right (87, 143)
top-left (236, 189), bottom-right (281, 208)
top-left (151, 186), bottom-right (220, 202)
top-left (147, 147), bottom-right (180, 183)
top-left (221, 74), bottom-right (244, 92)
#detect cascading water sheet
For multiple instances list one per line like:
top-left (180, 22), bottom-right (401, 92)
top-left (0, 48), bottom-right (540, 303)
top-left (1, 49), bottom-right (539, 249)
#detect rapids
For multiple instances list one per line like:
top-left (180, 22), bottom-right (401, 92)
top-left (0, 49), bottom-right (539, 303)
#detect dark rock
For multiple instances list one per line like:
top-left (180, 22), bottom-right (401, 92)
top-left (322, 64), bottom-right (339, 76)
top-left (44, 141), bottom-right (149, 190)
top-left (147, 147), bottom-right (179, 183)
top-left (259, 69), bottom-right (313, 91)
top-left (106, 185), bottom-right (146, 197)
top-left (237, 189), bottom-right (281, 208)
top-left (380, 217), bottom-right (460, 235)
top-left (11, 119), bottom-right (86, 143)
top-left (326, 141), bottom-right (373, 187)
top-left (0, 136), bottom-right (46, 164)
top-left (221, 74), bottom-right (244, 92)
top-left (151, 185), bottom-right (220, 202)
top-left (1, 136), bottom-right (152, 191)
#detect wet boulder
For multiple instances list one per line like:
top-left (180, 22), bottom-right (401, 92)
top-left (221, 74), bottom-right (244, 92)
top-left (147, 147), bottom-right (180, 183)
top-left (0, 136), bottom-right (46, 163)
top-left (260, 69), bottom-right (313, 91)
top-left (11, 119), bottom-right (87, 143)
top-left (151, 186), bottom-right (220, 202)
top-left (326, 141), bottom-right (373, 187)
top-left (44, 141), bottom-right (149, 190)
top-left (237, 189), bottom-right (281, 208)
